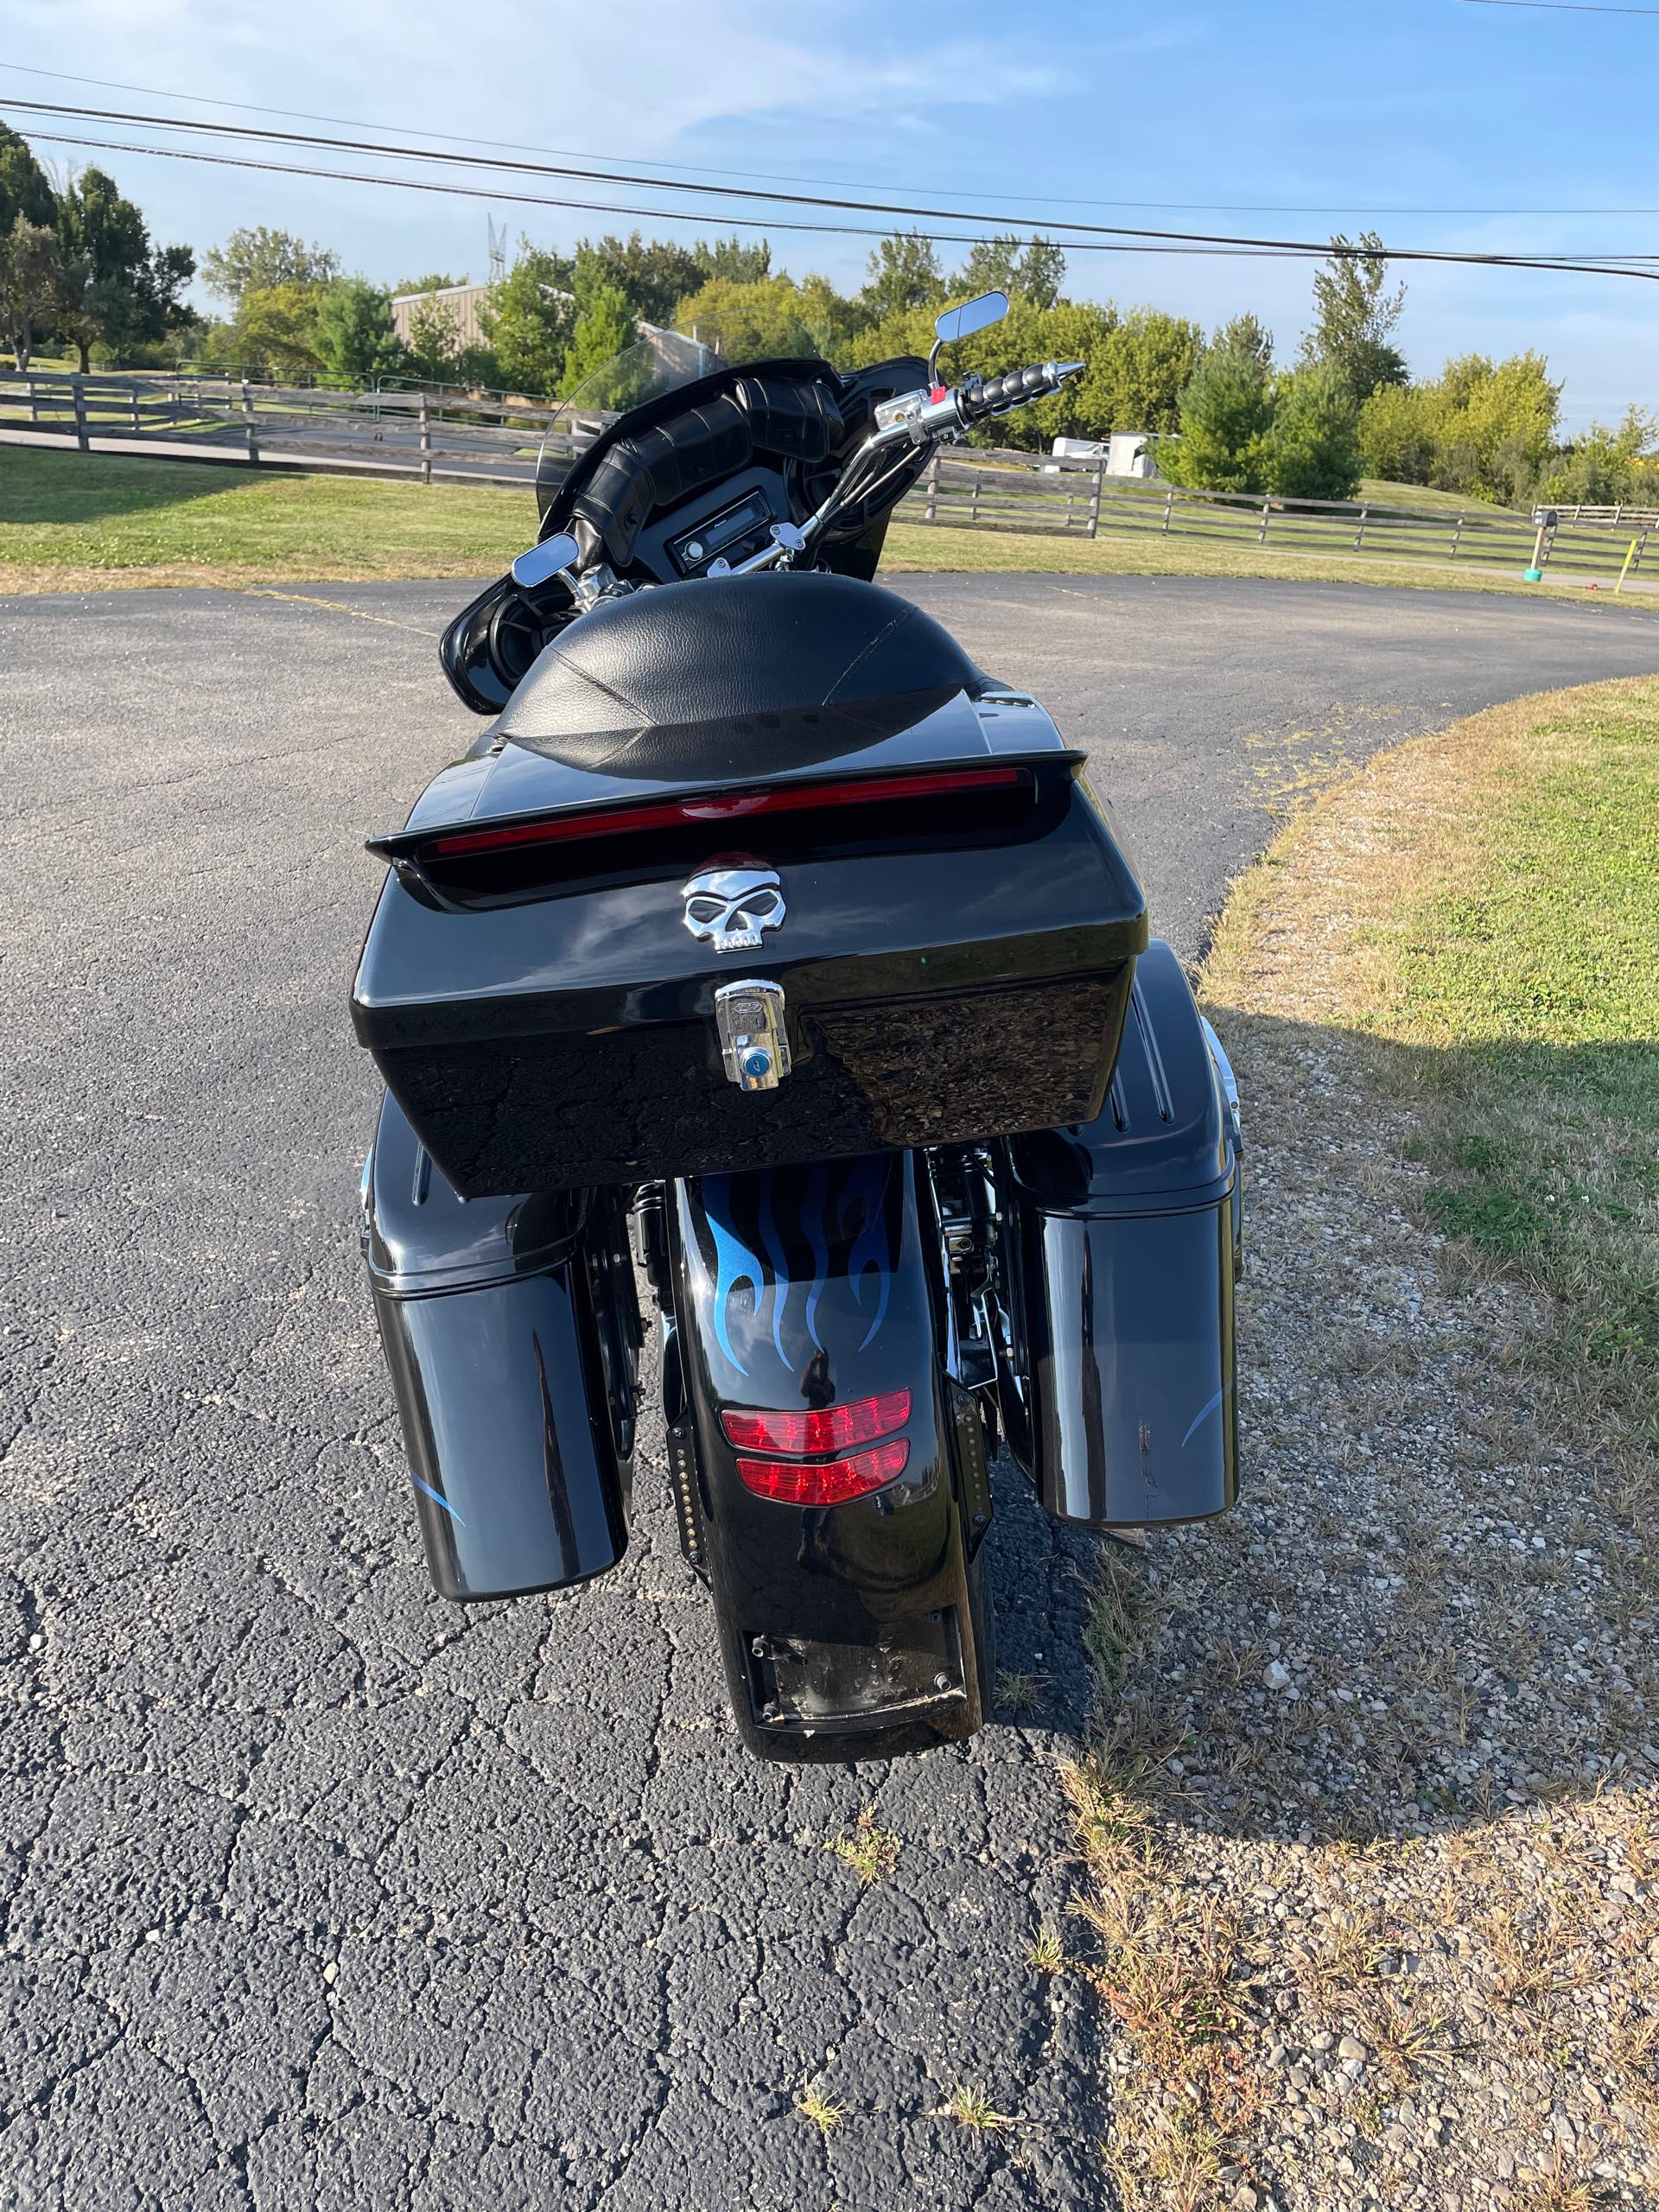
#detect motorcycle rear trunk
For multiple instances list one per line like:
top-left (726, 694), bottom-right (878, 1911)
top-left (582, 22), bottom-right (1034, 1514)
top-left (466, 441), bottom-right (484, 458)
top-left (352, 683), bottom-right (1148, 1198)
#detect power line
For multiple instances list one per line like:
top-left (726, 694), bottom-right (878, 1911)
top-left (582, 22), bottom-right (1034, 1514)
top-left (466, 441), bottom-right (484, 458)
top-left (1457, 0), bottom-right (1659, 12)
top-left (3, 59), bottom-right (1656, 218)
top-left (21, 127), bottom-right (1659, 283)
top-left (10, 98), bottom-right (1659, 278)
top-left (0, 56), bottom-right (1650, 220)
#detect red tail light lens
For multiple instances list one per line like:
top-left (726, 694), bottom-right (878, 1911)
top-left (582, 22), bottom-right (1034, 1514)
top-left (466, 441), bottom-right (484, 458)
top-left (416, 767), bottom-right (1030, 862)
top-left (735, 1438), bottom-right (910, 1506)
top-left (720, 1390), bottom-right (911, 1457)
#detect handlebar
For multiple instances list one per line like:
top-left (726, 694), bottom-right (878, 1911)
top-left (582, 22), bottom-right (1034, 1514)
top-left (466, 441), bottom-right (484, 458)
top-left (960, 359), bottom-right (1085, 421)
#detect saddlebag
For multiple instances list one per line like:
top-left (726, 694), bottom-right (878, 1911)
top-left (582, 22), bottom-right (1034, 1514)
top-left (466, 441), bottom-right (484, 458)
top-left (1000, 941), bottom-right (1241, 1529)
top-left (360, 1094), bottom-right (636, 1599)
top-left (351, 674), bottom-right (1147, 1198)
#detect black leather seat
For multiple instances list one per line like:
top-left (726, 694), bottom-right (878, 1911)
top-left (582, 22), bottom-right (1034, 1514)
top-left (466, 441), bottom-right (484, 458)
top-left (493, 571), bottom-right (985, 780)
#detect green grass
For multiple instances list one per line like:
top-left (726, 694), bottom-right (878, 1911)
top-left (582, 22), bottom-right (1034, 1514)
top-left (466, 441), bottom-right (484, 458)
top-left (1379, 686), bottom-right (1659, 1396)
top-left (1358, 476), bottom-right (1520, 518)
top-left (3, 445), bottom-right (1647, 607)
top-left (1212, 676), bottom-right (1659, 1510)
top-left (0, 444), bottom-right (525, 588)
top-left (879, 520), bottom-right (1646, 607)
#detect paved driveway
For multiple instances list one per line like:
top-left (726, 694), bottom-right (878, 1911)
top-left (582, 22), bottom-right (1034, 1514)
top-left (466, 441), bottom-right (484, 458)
top-left (2, 574), bottom-right (1656, 2210)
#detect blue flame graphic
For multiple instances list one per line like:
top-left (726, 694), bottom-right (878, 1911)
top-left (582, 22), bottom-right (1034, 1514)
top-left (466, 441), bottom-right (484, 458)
top-left (842, 1157), bottom-right (893, 1351)
top-left (803, 1161), bottom-right (830, 1354)
top-left (701, 1158), bottom-right (895, 1376)
top-left (702, 1173), bottom-right (763, 1376)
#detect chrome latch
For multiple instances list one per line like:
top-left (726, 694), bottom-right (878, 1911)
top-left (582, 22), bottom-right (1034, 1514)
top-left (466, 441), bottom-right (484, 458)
top-left (715, 980), bottom-right (791, 1091)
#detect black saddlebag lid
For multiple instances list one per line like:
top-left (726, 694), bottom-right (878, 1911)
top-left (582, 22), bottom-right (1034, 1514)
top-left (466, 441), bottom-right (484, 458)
top-left (493, 571), bottom-right (987, 780)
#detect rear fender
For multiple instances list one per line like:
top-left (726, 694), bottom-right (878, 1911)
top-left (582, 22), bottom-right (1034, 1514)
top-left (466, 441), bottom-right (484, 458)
top-left (671, 1152), bottom-right (989, 1758)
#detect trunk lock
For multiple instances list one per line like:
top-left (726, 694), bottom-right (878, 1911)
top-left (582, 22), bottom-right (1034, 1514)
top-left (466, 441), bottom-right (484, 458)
top-left (715, 980), bottom-right (791, 1091)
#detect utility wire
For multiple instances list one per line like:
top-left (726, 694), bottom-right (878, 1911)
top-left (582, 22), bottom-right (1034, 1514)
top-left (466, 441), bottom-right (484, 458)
top-left (21, 127), bottom-right (1659, 283)
top-left (1457, 1), bottom-right (1659, 14)
top-left (9, 97), bottom-right (1659, 276)
top-left (3, 57), bottom-right (1655, 217)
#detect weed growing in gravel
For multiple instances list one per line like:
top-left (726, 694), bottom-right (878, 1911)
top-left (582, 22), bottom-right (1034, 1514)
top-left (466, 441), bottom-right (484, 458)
top-left (1027, 1923), bottom-right (1066, 1974)
top-left (825, 1806), bottom-right (899, 1885)
top-left (995, 1668), bottom-right (1050, 1715)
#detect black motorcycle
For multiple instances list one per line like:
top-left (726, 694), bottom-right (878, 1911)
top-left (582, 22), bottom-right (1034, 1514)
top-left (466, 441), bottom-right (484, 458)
top-left (353, 291), bottom-right (1241, 1761)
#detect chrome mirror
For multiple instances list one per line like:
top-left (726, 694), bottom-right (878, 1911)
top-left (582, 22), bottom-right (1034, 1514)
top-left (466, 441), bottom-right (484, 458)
top-left (511, 531), bottom-right (580, 590)
top-left (933, 290), bottom-right (1008, 349)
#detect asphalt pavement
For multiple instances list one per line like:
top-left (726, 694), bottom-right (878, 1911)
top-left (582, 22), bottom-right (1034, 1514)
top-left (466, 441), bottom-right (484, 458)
top-left (3, 571), bottom-right (1656, 2210)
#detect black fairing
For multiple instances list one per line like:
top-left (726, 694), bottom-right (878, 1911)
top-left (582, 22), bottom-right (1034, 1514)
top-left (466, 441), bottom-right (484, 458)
top-left (493, 570), bottom-right (984, 776)
top-left (360, 1093), bottom-right (637, 1599)
top-left (440, 356), bottom-right (933, 715)
top-left (671, 1154), bottom-right (990, 1759)
top-left (996, 941), bottom-right (1240, 1529)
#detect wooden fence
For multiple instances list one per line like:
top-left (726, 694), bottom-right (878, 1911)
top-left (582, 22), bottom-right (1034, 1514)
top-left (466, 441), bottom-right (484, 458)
top-left (3, 367), bottom-right (1652, 582)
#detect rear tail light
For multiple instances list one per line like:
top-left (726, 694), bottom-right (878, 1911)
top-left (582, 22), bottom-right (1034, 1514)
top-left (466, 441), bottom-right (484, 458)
top-left (720, 1390), bottom-right (910, 1457)
top-left (735, 1439), bottom-right (910, 1506)
top-left (379, 766), bottom-right (1033, 868)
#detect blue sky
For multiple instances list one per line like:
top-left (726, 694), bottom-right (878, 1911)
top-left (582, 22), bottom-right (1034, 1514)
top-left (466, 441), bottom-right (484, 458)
top-left (5, 0), bottom-right (1656, 429)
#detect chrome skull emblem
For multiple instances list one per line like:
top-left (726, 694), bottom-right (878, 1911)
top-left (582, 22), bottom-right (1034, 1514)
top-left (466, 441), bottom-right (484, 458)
top-left (682, 864), bottom-right (785, 954)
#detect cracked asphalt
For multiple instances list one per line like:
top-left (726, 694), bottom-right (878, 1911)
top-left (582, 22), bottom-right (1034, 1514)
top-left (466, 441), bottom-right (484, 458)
top-left (3, 571), bottom-right (1656, 2211)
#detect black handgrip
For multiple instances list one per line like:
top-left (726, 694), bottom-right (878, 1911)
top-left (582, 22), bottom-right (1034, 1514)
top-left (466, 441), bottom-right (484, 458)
top-left (966, 360), bottom-right (1072, 416)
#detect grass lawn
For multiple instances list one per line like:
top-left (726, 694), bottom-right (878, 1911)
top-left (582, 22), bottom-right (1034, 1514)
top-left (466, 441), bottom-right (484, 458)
top-left (1, 444), bottom-right (1646, 607)
top-left (1059, 679), bottom-right (1659, 2204)
top-left (0, 445), bottom-right (527, 590)
top-left (1213, 676), bottom-right (1659, 1454)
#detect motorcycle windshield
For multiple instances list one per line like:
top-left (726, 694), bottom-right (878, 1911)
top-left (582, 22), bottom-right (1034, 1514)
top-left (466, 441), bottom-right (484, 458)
top-left (532, 327), bottom-right (819, 520)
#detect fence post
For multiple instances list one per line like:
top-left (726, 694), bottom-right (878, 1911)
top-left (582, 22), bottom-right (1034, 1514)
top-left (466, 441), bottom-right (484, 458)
top-left (1451, 516), bottom-right (1463, 559)
top-left (1353, 505), bottom-right (1368, 550)
top-left (1089, 461), bottom-right (1103, 539)
top-left (1162, 487), bottom-right (1174, 535)
top-left (1257, 496), bottom-right (1271, 545)
top-left (969, 468), bottom-right (981, 525)
top-left (72, 375), bottom-right (89, 451)
top-left (925, 450), bottom-right (939, 524)
top-left (242, 379), bottom-right (258, 464)
top-left (27, 374), bottom-right (38, 426)
top-left (420, 391), bottom-right (432, 486)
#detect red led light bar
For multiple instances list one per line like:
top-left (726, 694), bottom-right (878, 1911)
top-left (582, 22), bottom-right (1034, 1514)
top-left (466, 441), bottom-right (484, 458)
top-left (735, 1438), bottom-right (910, 1507)
top-left (420, 767), bottom-right (1030, 861)
top-left (721, 1389), bottom-right (911, 1458)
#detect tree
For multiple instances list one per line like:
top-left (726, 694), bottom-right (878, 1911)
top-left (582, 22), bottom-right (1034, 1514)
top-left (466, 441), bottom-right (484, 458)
top-left (560, 280), bottom-right (637, 397)
top-left (202, 226), bottom-right (339, 303)
top-left (1266, 364), bottom-right (1362, 499)
top-left (0, 216), bottom-right (67, 369)
top-left (479, 248), bottom-right (575, 396)
top-left (395, 270), bottom-right (463, 297)
top-left (52, 168), bottom-right (194, 370)
top-left (795, 272), bottom-right (873, 360)
top-left (674, 276), bottom-right (815, 360)
top-left (861, 232), bottom-right (944, 320)
top-left (1084, 308), bottom-right (1205, 438)
top-left (1541, 405), bottom-right (1659, 508)
top-left (226, 282), bottom-right (327, 376)
top-left (0, 125), bottom-right (55, 236)
top-left (1158, 343), bottom-right (1274, 492)
top-left (692, 235), bottom-right (772, 286)
top-left (404, 291), bottom-right (465, 384)
top-left (955, 234), bottom-right (1066, 311)
top-left (1301, 231), bottom-right (1408, 397)
top-left (1357, 381), bottom-right (1435, 483)
top-left (314, 278), bottom-right (405, 384)
top-left (570, 232), bottom-right (702, 327)
top-left (1212, 313), bottom-right (1274, 372)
